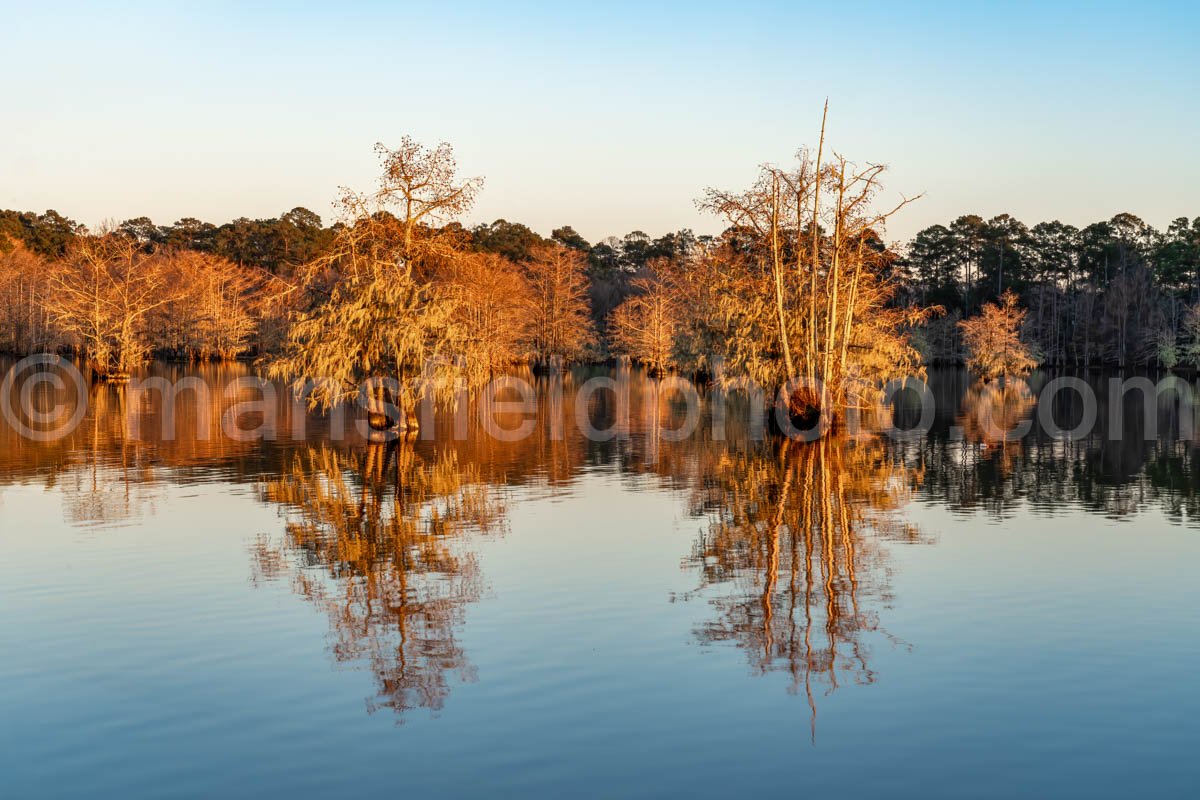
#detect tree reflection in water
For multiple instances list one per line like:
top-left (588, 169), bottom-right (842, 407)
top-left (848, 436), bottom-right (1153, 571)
top-left (11, 361), bottom-right (1200, 724)
top-left (678, 435), bottom-right (924, 737)
top-left (255, 441), bottom-right (505, 716)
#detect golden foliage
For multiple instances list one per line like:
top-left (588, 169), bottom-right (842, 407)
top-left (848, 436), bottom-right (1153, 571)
top-left (43, 234), bottom-right (181, 377)
top-left (699, 119), bottom-right (934, 416)
top-left (152, 249), bottom-right (278, 361)
top-left (269, 137), bottom-right (486, 428)
top-left (0, 240), bottom-right (56, 354)
top-left (373, 137), bottom-right (484, 257)
top-left (523, 243), bottom-right (595, 365)
top-left (608, 264), bottom-right (681, 374)
top-left (957, 289), bottom-right (1037, 378)
top-left (269, 257), bottom-right (461, 426)
top-left (442, 251), bottom-right (534, 384)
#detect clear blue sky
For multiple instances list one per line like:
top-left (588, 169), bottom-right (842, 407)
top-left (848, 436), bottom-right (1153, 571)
top-left (2, 0), bottom-right (1197, 244)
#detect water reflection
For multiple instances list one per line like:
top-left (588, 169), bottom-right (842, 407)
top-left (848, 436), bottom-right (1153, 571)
top-left (899, 370), bottom-right (1200, 521)
top-left (679, 436), bottom-right (923, 736)
top-left (254, 442), bottom-right (504, 715)
top-left (6, 359), bottom-right (1200, 724)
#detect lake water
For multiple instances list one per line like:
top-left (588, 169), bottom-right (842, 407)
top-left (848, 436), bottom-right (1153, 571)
top-left (1, 361), bottom-right (1197, 798)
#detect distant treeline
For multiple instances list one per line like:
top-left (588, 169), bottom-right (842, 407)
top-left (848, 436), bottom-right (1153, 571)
top-left (3, 204), bottom-right (1199, 371)
top-left (904, 212), bottom-right (1200, 368)
top-left (0, 206), bottom-right (703, 372)
top-left (0, 207), bottom-right (697, 277)
top-left (0, 207), bottom-right (695, 323)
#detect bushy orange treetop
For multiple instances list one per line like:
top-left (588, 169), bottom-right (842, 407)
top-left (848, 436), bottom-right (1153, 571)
top-left (957, 289), bottom-right (1038, 378)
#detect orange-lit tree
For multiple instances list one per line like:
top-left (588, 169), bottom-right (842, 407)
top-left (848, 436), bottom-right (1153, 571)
top-left (699, 106), bottom-right (935, 420)
top-left (43, 233), bottom-right (180, 379)
top-left (957, 289), bottom-right (1038, 378)
top-left (443, 250), bottom-right (534, 384)
top-left (523, 243), bottom-right (595, 368)
top-left (269, 137), bottom-right (484, 431)
top-left (0, 240), bottom-right (56, 354)
top-left (608, 265), bottom-right (681, 375)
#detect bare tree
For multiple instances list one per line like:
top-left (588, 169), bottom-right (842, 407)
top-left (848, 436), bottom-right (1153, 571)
top-left (699, 107), bottom-right (933, 421)
top-left (442, 250), bottom-right (534, 384)
top-left (370, 138), bottom-right (484, 258)
top-left (150, 249), bottom-right (275, 361)
top-left (523, 243), bottom-right (595, 368)
top-left (0, 241), bottom-right (56, 354)
top-left (43, 234), bottom-right (180, 379)
top-left (608, 264), bottom-right (680, 375)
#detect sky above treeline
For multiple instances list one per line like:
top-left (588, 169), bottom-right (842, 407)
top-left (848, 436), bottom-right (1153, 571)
top-left (3, 0), bottom-right (1198, 245)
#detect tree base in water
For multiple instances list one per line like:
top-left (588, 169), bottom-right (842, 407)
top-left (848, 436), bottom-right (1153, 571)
top-left (789, 403), bottom-right (822, 430)
top-left (367, 411), bottom-right (419, 434)
top-left (770, 385), bottom-right (823, 434)
top-left (367, 412), bottom-right (398, 431)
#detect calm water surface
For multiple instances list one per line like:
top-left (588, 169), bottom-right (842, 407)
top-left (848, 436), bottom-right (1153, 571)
top-left (1, 363), bottom-right (1197, 798)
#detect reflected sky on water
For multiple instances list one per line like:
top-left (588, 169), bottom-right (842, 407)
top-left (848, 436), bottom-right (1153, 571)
top-left (1, 361), bottom-right (1197, 798)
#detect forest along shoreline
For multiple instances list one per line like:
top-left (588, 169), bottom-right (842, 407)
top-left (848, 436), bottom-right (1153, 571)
top-left (3, 121), bottom-right (1199, 434)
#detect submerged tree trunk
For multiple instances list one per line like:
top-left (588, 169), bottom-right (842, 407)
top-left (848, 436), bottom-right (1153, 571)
top-left (365, 377), bottom-right (417, 432)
